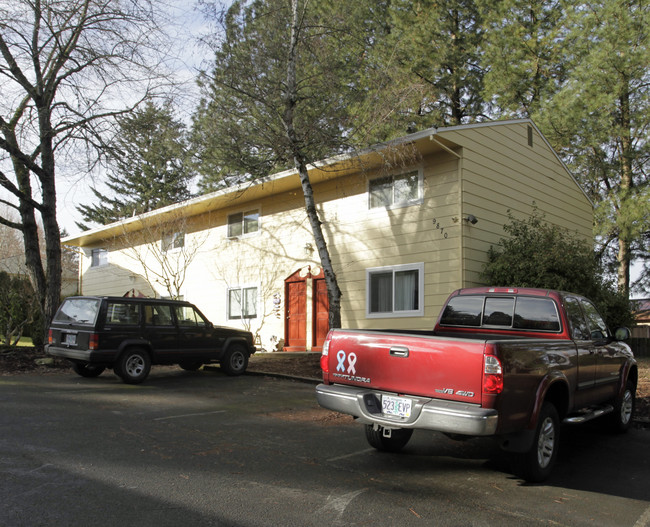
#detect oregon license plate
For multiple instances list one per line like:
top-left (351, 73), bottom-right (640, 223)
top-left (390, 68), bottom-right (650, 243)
top-left (63, 333), bottom-right (77, 346)
top-left (381, 395), bottom-right (412, 418)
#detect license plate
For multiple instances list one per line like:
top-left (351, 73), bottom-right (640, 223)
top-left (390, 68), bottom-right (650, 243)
top-left (381, 395), bottom-right (412, 418)
top-left (63, 333), bottom-right (77, 346)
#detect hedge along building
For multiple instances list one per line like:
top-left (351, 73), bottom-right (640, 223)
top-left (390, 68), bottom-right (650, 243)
top-left (63, 119), bottom-right (593, 352)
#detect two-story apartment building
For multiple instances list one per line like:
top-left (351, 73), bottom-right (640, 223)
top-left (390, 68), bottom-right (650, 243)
top-left (63, 120), bottom-right (593, 351)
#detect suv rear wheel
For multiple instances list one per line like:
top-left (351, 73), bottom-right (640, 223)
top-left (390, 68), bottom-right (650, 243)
top-left (179, 361), bottom-right (203, 371)
top-left (115, 348), bottom-right (151, 384)
top-left (72, 362), bottom-right (106, 378)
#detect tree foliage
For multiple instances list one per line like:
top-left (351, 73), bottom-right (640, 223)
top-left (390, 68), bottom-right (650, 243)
top-left (479, 0), bottom-right (650, 298)
top-left (192, 0), bottom-right (382, 191)
top-left (385, 0), bottom-right (486, 127)
top-left (482, 210), bottom-right (633, 329)
top-left (77, 101), bottom-right (194, 228)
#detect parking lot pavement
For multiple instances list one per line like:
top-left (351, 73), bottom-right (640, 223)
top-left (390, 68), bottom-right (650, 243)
top-left (1, 369), bottom-right (649, 527)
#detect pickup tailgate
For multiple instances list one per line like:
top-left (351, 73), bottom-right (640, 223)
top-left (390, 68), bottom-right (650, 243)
top-left (322, 329), bottom-right (487, 405)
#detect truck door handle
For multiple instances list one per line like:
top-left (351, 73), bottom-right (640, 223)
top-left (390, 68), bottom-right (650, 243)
top-left (389, 346), bottom-right (409, 358)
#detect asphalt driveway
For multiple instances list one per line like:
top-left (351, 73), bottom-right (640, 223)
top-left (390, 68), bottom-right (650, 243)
top-left (1, 368), bottom-right (649, 526)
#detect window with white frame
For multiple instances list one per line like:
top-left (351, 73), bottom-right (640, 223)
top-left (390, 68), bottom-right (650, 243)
top-left (366, 263), bottom-right (424, 318)
top-left (369, 170), bottom-right (422, 209)
top-left (228, 209), bottom-right (259, 237)
top-left (91, 248), bottom-right (108, 267)
top-left (228, 286), bottom-right (258, 319)
top-left (161, 231), bottom-right (185, 253)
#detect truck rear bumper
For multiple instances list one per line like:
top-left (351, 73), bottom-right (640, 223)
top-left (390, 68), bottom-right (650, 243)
top-left (316, 383), bottom-right (498, 436)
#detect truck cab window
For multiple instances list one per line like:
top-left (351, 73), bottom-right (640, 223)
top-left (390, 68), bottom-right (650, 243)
top-left (580, 299), bottom-right (609, 341)
top-left (564, 297), bottom-right (590, 340)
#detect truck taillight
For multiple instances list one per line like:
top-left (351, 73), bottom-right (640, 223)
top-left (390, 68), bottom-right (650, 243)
top-left (320, 335), bottom-right (331, 374)
top-left (89, 333), bottom-right (99, 351)
top-left (483, 354), bottom-right (503, 394)
top-left (48, 329), bottom-right (53, 345)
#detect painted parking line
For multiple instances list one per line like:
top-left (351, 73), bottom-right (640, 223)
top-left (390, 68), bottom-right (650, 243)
top-left (326, 448), bottom-right (374, 463)
top-left (153, 410), bottom-right (227, 421)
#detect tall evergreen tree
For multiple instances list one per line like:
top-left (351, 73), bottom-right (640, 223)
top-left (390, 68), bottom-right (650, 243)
top-left (480, 0), bottom-right (649, 298)
top-left (479, 0), bottom-right (568, 117)
top-left (77, 101), bottom-right (194, 228)
top-left (549, 0), bottom-right (650, 298)
top-left (381, 0), bottom-right (487, 128)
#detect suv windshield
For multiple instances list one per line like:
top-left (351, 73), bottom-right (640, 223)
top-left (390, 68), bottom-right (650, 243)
top-left (54, 298), bottom-right (102, 325)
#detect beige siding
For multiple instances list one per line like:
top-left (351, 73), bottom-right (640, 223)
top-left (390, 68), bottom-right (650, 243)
top-left (72, 120), bottom-right (593, 350)
top-left (438, 122), bottom-right (593, 287)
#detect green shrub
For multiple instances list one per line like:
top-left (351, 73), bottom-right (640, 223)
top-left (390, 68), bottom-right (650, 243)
top-left (481, 209), bottom-right (634, 330)
top-left (0, 271), bottom-right (40, 346)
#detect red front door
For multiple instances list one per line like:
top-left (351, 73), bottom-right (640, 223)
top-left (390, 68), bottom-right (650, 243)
top-left (285, 279), bottom-right (307, 351)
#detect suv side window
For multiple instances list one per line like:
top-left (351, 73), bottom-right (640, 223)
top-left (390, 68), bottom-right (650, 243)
top-left (174, 305), bottom-right (208, 327)
top-left (105, 302), bottom-right (140, 325)
top-left (143, 304), bottom-right (174, 326)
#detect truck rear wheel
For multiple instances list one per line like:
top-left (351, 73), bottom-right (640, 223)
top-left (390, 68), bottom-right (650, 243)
top-left (512, 402), bottom-right (559, 482)
top-left (609, 380), bottom-right (635, 433)
top-left (365, 425), bottom-right (413, 453)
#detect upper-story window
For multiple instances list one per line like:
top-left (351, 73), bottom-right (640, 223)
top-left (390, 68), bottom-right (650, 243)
top-left (161, 231), bottom-right (185, 253)
top-left (91, 248), bottom-right (108, 267)
top-left (369, 170), bottom-right (422, 209)
top-left (228, 209), bottom-right (260, 237)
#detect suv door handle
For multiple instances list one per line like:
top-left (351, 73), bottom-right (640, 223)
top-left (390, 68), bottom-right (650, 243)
top-left (389, 346), bottom-right (409, 358)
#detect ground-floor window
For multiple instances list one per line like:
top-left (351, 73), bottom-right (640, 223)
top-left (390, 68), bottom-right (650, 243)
top-left (228, 286), bottom-right (258, 320)
top-left (366, 263), bottom-right (424, 318)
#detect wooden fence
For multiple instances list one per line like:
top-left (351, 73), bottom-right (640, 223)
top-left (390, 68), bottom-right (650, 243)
top-left (629, 338), bottom-right (650, 358)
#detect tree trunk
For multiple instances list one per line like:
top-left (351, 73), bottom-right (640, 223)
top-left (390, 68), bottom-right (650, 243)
top-left (295, 159), bottom-right (342, 329)
top-left (617, 87), bottom-right (632, 298)
top-left (284, 0), bottom-right (342, 329)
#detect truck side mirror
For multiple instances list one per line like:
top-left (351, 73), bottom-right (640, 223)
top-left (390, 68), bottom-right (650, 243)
top-left (614, 327), bottom-right (631, 341)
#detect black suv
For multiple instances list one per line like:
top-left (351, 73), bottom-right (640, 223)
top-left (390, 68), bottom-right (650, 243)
top-left (47, 296), bottom-right (256, 384)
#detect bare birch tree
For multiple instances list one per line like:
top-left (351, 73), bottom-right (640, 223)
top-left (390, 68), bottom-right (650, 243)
top-left (118, 215), bottom-right (208, 300)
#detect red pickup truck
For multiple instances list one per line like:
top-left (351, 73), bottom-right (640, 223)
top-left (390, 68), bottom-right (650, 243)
top-left (316, 287), bottom-right (637, 482)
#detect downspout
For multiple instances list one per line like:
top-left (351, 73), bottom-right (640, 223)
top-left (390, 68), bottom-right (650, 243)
top-left (429, 134), bottom-right (464, 288)
top-left (77, 246), bottom-right (83, 295)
